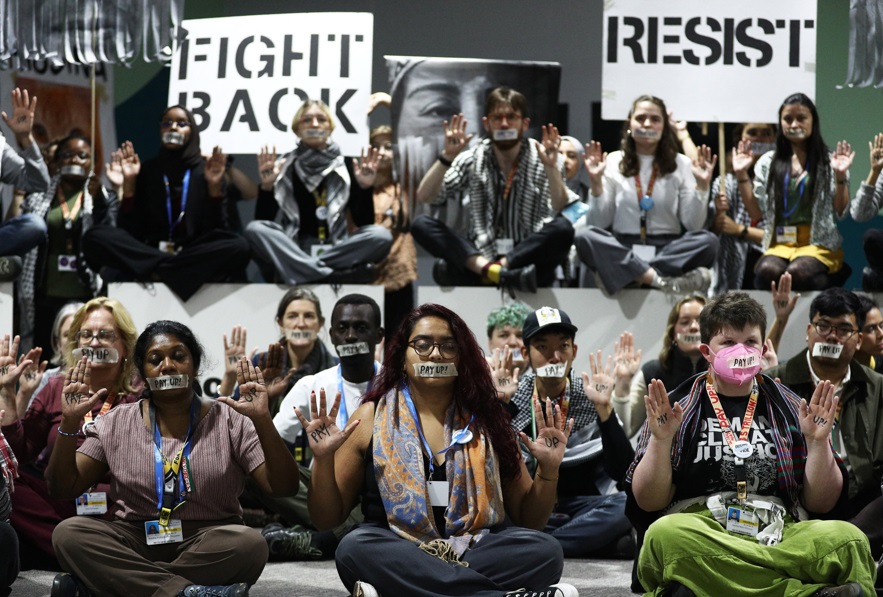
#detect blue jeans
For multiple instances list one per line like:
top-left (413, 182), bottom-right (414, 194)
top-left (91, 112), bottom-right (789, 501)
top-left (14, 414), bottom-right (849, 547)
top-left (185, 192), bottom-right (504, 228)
top-left (547, 492), bottom-right (632, 557)
top-left (0, 214), bottom-right (46, 256)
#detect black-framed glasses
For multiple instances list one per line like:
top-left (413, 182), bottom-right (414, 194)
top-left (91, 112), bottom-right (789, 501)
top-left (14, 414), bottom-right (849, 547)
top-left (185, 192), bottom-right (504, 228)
top-left (408, 339), bottom-right (458, 359)
top-left (160, 120), bottom-right (191, 129)
top-left (75, 329), bottom-right (117, 344)
top-left (811, 321), bottom-right (857, 340)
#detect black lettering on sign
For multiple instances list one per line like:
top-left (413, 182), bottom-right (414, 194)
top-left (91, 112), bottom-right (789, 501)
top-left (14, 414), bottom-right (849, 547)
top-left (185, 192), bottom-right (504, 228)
top-left (221, 90), bottom-right (259, 132)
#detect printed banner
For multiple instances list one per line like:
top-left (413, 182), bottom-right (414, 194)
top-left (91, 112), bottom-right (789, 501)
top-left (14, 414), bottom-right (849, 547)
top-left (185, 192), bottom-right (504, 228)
top-left (168, 12), bottom-right (374, 156)
top-left (602, 0), bottom-right (817, 122)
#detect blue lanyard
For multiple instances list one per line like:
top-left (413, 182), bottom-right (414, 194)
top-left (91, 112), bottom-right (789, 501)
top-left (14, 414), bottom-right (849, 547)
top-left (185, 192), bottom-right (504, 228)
top-left (782, 164), bottom-right (808, 219)
top-left (163, 169), bottom-right (191, 240)
top-left (337, 363), bottom-right (378, 427)
top-left (401, 385), bottom-right (474, 475)
top-left (150, 397), bottom-right (200, 521)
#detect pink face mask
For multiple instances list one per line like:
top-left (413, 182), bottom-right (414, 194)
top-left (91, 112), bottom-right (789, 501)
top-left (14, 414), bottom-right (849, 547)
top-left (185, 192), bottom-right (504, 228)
top-left (706, 343), bottom-right (762, 386)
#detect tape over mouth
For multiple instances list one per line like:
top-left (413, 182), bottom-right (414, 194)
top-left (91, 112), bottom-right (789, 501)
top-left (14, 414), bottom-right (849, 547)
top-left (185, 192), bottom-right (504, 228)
top-left (412, 363), bottom-right (458, 377)
top-left (336, 342), bottom-right (371, 357)
top-left (73, 347), bottom-right (120, 364)
top-left (147, 374), bottom-right (190, 391)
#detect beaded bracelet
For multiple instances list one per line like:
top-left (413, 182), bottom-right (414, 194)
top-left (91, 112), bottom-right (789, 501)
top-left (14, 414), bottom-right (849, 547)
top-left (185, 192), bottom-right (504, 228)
top-left (57, 426), bottom-right (79, 437)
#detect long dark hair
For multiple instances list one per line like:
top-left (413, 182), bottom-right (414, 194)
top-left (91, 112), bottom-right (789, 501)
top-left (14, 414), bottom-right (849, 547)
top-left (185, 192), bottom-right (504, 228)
top-left (134, 320), bottom-right (205, 396)
top-left (159, 105), bottom-right (203, 177)
top-left (362, 304), bottom-right (522, 480)
top-left (619, 95), bottom-right (680, 177)
top-left (768, 93), bottom-right (830, 210)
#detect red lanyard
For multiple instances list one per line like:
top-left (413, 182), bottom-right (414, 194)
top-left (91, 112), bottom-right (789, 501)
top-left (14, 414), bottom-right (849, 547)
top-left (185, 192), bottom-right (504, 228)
top-left (58, 189), bottom-right (83, 228)
top-left (502, 162), bottom-right (519, 201)
top-left (83, 393), bottom-right (117, 425)
top-left (706, 380), bottom-right (757, 451)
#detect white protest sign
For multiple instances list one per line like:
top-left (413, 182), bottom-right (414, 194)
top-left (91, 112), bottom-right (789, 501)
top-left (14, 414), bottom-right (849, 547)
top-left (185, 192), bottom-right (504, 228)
top-left (169, 13), bottom-right (373, 156)
top-left (602, 1), bottom-right (817, 122)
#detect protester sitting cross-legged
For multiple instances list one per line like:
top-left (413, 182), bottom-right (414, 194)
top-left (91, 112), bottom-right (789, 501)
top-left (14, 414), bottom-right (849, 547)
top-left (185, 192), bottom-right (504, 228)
top-left (0, 298), bottom-right (141, 566)
top-left (301, 303), bottom-right (579, 597)
top-left (264, 294), bottom-right (384, 561)
top-left (244, 99), bottom-right (392, 285)
top-left (47, 320), bottom-right (300, 597)
top-left (740, 93), bottom-right (855, 291)
top-left (506, 307), bottom-right (635, 558)
top-left (82, 105), bottom-right (251, 302)
top-left (573, 95), bottom-right (719, 295)
top-left (0, 424), bottom-right (20, 597)
top-left (850, 132), bottom-right (883, 292)
top-left (412, 86), bottom-right (575, 292)
top-left (626, 292), bottom-right (875, 596)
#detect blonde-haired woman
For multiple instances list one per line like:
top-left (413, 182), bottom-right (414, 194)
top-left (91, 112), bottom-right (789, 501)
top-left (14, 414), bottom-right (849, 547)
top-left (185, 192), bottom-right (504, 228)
top-left (245, 99), bottom-right (392, 284)
top-left (0, 297), bottom-right (142, 563)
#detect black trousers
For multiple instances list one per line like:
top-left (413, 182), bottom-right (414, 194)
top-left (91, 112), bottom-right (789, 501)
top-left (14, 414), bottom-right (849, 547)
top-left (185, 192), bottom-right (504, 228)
top-left (411, 214), bottom-right (574, 287)
top-left (82, 225), bottom-right (251, 302)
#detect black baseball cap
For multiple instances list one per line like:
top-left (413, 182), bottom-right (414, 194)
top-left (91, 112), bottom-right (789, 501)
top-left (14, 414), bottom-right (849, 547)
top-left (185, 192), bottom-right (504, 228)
top-left (521, 306), bottom-right (578, 344)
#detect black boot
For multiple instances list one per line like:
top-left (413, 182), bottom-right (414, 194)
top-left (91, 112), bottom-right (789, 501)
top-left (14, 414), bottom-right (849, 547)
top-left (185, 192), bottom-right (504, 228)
top-left (51, 573), bottom-right (92, 597)
top-left (499, 264), bottom-right (537, 293)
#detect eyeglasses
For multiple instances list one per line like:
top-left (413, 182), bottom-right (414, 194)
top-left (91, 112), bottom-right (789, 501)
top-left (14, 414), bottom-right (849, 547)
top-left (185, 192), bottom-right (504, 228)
top-left (60, 151), bottom-right (91, 161)
top-left (811, 321), bottom-right (857, 340)
top-left (408, 339), bottom-right (458, 359)
top-left (160, 120), bottom-right (191, 129)
top-left (487, 112), bottom-right (522, 125)
top-left (75, 329), bottom-right (117, 344)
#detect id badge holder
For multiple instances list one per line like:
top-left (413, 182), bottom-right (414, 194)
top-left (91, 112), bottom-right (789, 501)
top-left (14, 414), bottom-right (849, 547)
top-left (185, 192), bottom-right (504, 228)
top-left (159, 241), bottom-right (177, 254)
top-left (145, 519), bottom-right (184, 545)
top-left (632, 244), bottom-right (656, 262)
top-left (75, 491), bottom-right (108, 516)
top-left (427, 481), bottom-right (449, 507)
top-left (310, 244), bottom-right (330, 259)
top-left (725, 502), bottom-right (759, 537)
top-left (58, 255), bottom-right (78, 272)
top-left (494, 238), bottom-right (514, 256)
top-left (776, 226), bottom-right (798, 245)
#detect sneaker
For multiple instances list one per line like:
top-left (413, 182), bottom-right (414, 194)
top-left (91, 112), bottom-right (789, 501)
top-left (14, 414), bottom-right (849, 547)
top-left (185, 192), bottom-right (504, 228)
top-left (811, 583), bottom-right (864, 597)
top-left (656, 267), bottom-right (711, 296)
top-left (51, 573), bottom-right (92, 597)
top-left (499, 264), bottom-right (538, 293)
top-left (0, 256), bottom-right (22, 282)
top-left (261, 523), bottom-right (323, 560)
top-left (178, 584), bottom-right (249, 597)
top-left (505, 583), bottom-right (579, 597)
top-left (352, 581), bottom-right (380, 597)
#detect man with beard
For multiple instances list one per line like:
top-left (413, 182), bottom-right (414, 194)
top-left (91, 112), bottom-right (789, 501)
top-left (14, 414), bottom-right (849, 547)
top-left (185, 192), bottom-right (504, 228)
top-left (265, 294), bottom-right (383, 560)
top-left (412, 87), bottom-right (574, 292)
top-left (766, 288), bottom-right (883, 562)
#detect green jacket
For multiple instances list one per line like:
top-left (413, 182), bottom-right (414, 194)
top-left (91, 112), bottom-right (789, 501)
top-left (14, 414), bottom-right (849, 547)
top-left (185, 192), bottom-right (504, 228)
top-left (767, 349), bottom-right (883, 511)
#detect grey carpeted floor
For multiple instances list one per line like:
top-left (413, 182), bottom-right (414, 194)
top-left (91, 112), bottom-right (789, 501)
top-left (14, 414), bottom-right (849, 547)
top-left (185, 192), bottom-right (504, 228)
top-left (12, 559), bottom-right (636, 596)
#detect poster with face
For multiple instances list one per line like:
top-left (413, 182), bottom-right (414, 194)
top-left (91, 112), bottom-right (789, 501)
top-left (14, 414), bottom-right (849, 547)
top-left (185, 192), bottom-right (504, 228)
top-left (386, 57), bottom-right (560, 233)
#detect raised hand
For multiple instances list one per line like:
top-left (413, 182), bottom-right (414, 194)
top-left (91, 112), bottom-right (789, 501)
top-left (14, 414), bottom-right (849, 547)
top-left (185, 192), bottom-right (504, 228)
top-left (353, 146), bottom-right (379, 189)
top-left (582, 350), bottom-right (615, 421)
top-left (222, 326), bottom-right (247, 380)
top-left (367, 92), bottom-right (391, 114)
top-left (17, 346), bottom-right (47, 402)
top-left (257, 145), bottom-right (279, 191)
top-left (868, 133), bottom-right (883, 174)
top-left (119, 141), bottom-right (140, 198)
top-left (294, 388), bottom-right (360, 460)
top-left (442, 113), bottom-right (472, 160)
top-left (204, 145), bottom-right (226, 189)
top-left (583, 141), bottom-right (607, 181)
top-left (0, 335), bottom-right (29, 391)
top-left (831, 140), bottom-right (855, 178)
top-left (613, 332), bottom-right (642, 394)
top-left (518, 397), bottom-right (573, 473)
top-left (799, 379), bottom-right (836, 445)
top-left (731, 139), bottom-right (755, 175)
top-left (488, 347), bottom-right (520, 403)
top-left (59, 357), bottom-right (104, 423)
top-left (643, 378), bottom-right (683, 441)
top-left (760, 338), bottom-right (778, 371)
top-left (538, 124), bottom-right (562, 169)
top-left (217, 358), bottom-right (270, 419)
top-left (104, 149), bottom-right (125, 190)
top-left (1, 88), bottom-right (37, 144)
top-left (257, 343), bottom-right (293, 400)
top-left (691, 145), bottom-right (717, 191)
top-left (771, 271), bottom-right (799, 322)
